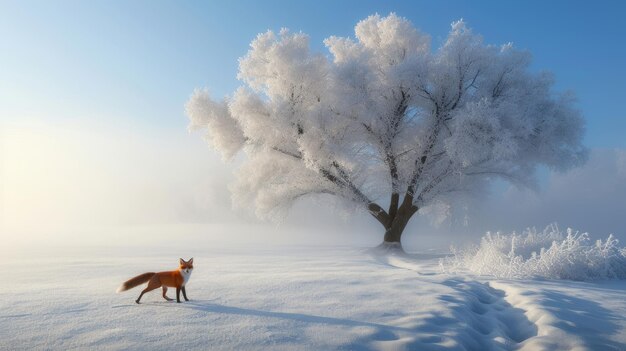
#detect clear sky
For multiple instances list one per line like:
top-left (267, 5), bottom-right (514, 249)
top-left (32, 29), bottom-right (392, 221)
top-left (2, 0), bottom-right (626, 145)
top-left (1, 1), bottom-right (625, 248)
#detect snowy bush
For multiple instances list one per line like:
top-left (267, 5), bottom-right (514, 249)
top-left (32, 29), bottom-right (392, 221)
top-left (441, 224), bottom-right (626, 280)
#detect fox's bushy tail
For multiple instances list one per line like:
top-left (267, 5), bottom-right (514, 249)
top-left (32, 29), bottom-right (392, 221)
top-left (116, 272), bottom-right (155, 293)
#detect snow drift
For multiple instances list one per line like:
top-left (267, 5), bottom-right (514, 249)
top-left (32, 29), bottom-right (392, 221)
top-left (441, 224), bottom-right (626, 280)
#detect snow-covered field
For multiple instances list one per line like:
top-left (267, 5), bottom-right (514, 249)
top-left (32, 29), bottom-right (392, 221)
top-left (1, 245), bottom-right (625, 351)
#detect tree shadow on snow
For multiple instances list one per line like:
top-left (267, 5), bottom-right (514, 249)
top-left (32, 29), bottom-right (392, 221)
top-left (181, 300), bottom-right (412, 334)
top-left (113, 299), bottom-right (435, 350)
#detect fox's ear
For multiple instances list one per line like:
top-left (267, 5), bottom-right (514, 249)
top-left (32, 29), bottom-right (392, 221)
top-left (189, 258), bottom-right (193, 264)
top-left (179, 258), bottom-right (185, 265)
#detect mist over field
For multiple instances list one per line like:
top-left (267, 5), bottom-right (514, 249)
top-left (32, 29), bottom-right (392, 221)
top-left (2, 123), bottom-right (625, 251)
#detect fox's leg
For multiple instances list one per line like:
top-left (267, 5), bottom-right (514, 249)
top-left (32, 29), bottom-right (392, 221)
top-left (162, 286), bottom-right (173, 301)
top-left (136, 278), bottom-right (160, 304)
top-left (176, 287), bottom-right (181, 303)
top-left (181, 287), bottom-right (189, 301)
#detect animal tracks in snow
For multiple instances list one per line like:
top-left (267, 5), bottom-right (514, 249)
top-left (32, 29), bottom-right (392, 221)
top-left (371, 253), bottom-right (538, 351)
top-left (441, 279), bottom-right (537, 347)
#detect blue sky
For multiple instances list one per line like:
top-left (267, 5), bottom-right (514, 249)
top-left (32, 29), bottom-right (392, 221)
top-left (1, 0), bottom-right (625, 146)
top-left (2, 1), bottom-right (626, 246)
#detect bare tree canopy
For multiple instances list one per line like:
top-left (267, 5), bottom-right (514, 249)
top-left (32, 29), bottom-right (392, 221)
top-left (186, 14), bottom-right (586, 249)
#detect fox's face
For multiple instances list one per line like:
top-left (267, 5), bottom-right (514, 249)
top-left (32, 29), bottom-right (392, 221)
top-left (179, 258), bottom-right (194, 275)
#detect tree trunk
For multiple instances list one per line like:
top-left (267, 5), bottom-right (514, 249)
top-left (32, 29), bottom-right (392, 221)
top-left (377, 204), bottom-right (417, 253)
top-left (383, 226), bottom-right (403, 243)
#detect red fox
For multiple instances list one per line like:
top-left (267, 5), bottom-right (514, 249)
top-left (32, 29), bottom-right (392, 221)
top-left (117, 258), bottom-right (194, 304)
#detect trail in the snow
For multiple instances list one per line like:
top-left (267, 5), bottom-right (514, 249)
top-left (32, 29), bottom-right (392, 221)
top-left (373, 253), bottom-right (538, 351)
top-left (442, 279), bottom-right (537, 349)
top-left (491, 280), bottom-right (626, 351)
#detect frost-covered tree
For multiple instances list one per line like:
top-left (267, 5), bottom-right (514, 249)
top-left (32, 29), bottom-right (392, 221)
top-left (186, 14), bottom-right (586, 250)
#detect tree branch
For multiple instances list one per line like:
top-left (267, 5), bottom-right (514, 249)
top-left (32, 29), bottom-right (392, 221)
top-left (416, 162), bottom-right (453, 205)
top-left (317, 162), bottom-right (390, 227)
top-left (271, 146), bottom-right (302, 160)
top-left (406, 104), bottom-right (444, 199)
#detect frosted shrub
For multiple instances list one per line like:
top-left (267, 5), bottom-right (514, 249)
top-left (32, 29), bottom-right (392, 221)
top-left (441, 224), bottom-right (626, 280)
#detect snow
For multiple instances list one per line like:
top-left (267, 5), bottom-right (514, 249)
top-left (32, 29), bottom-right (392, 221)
top-left (1, 245), bottom-right (625, 350)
